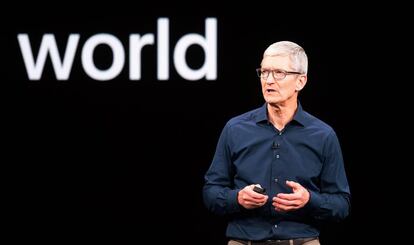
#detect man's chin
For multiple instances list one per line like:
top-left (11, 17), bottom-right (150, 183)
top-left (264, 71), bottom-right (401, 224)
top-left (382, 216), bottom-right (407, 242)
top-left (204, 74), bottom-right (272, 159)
top-left (265, 97), bottom-right (281, 105)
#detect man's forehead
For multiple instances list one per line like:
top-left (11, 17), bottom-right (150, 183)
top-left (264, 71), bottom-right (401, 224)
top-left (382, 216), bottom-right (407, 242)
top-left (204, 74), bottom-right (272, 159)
top-left (261, 55), bottom-right (291, 67)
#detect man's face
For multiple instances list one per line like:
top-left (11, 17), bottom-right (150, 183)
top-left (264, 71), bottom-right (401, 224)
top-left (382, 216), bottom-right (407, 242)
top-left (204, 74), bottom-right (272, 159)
top-left (260, 56), bottom-right (306, 106)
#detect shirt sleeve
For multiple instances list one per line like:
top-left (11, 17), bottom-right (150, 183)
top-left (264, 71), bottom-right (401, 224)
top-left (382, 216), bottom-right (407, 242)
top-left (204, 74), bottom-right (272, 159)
top-left (305, 130), bottom-right (351, 221)
top-left (203, 123), bottom-right (241, 215)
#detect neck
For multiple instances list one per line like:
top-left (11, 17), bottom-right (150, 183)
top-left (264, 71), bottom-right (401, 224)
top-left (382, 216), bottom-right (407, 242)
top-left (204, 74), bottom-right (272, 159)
top-left (267, 99), bottom-right (298, 131)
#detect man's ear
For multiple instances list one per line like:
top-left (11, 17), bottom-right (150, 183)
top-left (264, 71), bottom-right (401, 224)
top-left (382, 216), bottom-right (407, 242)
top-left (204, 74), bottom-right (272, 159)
top-left (295, 75), bottom-right (307, 91)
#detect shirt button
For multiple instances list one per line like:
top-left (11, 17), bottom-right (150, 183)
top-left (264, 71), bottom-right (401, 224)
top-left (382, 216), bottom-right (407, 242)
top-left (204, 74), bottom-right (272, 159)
top-left (278, 132), bottom-right (282, 135)
top-left (274, 178), bottom-right (278, 183)
top-left (276, 154), bottom-right (280, 159)
top-left (274, 225), bottom-right (278, 228)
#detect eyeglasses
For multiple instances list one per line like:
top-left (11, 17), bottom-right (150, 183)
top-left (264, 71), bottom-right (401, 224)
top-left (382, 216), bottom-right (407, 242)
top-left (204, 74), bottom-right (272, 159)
top-left (256, 68), bottom-right (302, 80)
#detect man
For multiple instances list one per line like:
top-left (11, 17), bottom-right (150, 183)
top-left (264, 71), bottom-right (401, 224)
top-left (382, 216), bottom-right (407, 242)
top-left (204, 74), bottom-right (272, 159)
top-left (203, 41), bottom-right (350, 245)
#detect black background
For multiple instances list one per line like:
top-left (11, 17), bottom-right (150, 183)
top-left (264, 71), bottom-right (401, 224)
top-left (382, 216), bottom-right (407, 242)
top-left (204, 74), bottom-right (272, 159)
top-left (6, 2), bottom-right (408, 244)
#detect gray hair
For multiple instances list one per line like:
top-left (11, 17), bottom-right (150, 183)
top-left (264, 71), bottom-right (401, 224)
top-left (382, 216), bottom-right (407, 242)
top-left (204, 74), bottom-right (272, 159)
top-left (263, 41), bottom-right (308, 75)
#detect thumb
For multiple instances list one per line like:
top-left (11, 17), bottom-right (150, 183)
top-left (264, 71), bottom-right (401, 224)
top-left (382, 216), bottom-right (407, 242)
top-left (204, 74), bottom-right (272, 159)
top-left (286, 180), bottom-right (301, 191)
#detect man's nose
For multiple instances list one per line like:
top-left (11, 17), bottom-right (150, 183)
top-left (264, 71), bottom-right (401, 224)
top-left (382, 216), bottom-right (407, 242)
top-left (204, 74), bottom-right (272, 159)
top-left (265, 74), bottom-right (275, 84)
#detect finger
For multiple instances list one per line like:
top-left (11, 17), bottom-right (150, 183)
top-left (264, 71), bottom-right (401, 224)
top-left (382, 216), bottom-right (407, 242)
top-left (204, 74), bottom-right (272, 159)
top-left (245, 200), bottom-right (266, 206)
top-left (250, 191), bottom-right (268, 199)
top-left (240, 188), bottom-right (266, 200)
top-left (273, 204), bottom-right (288, 212)
top-left (273, 202), bottom-right (295, 211)
top-left (255, 196), bottom-right (268, 203)
top-left (276, 192), bottom-right (300, 200)
top-left (244, 201), bottom-right (261, 206)
top-left (248, 186), bottom-right (268, 199)
top-left (243, 195), bottom-right (268, 203)
top-left (286, 180), bottom-right (301, 190)
top-left (244, 192), bottom-right (268, 201)
top-left (273, 197), bottom-right (298, 206)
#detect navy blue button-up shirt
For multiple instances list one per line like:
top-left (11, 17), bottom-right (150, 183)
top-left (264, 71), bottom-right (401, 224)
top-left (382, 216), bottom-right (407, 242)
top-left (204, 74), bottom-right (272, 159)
top-left (203, 103), bottom-right (350, 241)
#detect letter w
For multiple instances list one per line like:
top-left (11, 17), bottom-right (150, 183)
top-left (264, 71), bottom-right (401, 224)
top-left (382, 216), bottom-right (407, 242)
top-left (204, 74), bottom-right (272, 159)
top-left (17, 34), bottom-right (80, 80)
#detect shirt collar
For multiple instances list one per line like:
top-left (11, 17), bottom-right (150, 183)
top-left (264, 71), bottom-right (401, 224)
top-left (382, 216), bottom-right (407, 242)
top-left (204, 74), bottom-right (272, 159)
top-left (292, 103), bottom-right (307, 127)
top-left (254, 103), bottom-right (269, 124)
top-left (254, 102), bottom-right (308, 127)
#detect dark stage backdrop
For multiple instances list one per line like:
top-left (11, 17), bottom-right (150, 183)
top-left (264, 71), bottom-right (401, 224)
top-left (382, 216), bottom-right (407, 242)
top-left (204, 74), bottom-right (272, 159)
top-left (6, 3), bottom-right (405, 244)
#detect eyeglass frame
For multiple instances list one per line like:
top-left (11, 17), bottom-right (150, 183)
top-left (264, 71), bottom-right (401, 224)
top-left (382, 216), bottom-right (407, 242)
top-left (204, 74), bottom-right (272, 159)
top-left (256, 68), bottom-right (303, 80)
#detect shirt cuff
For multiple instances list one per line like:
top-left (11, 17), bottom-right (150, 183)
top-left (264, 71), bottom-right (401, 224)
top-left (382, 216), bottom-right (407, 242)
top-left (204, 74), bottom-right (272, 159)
top-left (306, 189), bottom-right (324, 211)
top-left (226, 189), bottom-right (241, 213)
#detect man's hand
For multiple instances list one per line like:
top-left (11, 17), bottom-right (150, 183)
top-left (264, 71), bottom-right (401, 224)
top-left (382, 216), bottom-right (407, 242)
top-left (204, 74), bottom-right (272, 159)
top-left (272, 180), bottom-right (310, 212)
top-left (238, 185), bottom-right (268, 209)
